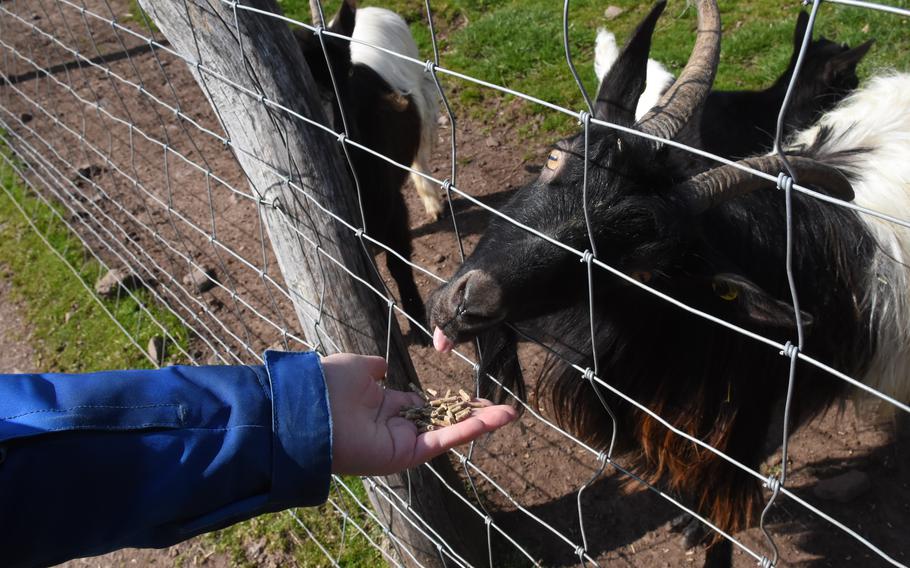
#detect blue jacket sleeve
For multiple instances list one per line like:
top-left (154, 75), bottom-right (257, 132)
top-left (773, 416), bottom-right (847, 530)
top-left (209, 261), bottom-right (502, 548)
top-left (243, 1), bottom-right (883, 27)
top-left (0, 350), bottom-right (332, 568)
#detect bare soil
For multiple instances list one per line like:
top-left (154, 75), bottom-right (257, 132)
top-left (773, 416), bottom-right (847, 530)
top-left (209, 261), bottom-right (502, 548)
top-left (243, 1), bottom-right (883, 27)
top-left (1, 1), bottom-right (908, 567)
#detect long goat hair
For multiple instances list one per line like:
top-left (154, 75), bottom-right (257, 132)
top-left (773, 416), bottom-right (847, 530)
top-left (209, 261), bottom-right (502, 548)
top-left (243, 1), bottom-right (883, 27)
top-left (295, 0), bottom-right (440, 340)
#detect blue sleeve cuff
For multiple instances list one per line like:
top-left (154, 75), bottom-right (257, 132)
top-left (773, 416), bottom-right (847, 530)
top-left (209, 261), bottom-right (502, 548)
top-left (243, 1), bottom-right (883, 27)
top-left (263, 350), bottom-right (332, 507)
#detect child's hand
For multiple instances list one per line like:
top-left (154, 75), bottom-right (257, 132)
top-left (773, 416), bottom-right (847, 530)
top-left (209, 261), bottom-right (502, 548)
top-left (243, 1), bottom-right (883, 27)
top-left (322, 353), bottom-right (517, 475)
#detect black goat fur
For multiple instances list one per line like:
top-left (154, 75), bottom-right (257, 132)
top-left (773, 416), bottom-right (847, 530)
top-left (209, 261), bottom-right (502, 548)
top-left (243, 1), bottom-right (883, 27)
top-left (699, 11), bottom-right (872, 159)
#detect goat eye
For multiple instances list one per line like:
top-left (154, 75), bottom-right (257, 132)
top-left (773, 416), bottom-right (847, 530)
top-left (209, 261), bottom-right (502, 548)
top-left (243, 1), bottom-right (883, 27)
top-left (712, 280), bottom-right (739, 301)
top-left (545, 150), bottom-right (561, 171)
top-left (630, 271), bottom-right (652, 283)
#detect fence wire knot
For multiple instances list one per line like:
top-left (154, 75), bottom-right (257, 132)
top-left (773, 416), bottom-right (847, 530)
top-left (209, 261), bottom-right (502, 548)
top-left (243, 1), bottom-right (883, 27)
top-left (580, 249), bottom-right (594, 264)
top-left (597, 451), bottom-right (608, 465)
top-left (484, 515), bottom-right (493, 527)
top-left (776, 172), bottom-right (794, 193)
top-left (354, 227), bottom-right (364, 239)
top-left (336, 132), bottom-right (346, 145)
top-left (582, 367), bottom-right (595, 381)
top-left (424, 59), bottom-right (436, 74)
top-left (577, 110), bottom-right (590, 126)
top-left (314, 24), bottom-right (325, 38)
top-left (441, 178), bottom-right (452, 194)
top-left (779, 341), bottom-right (799, 359)
top-left (575, 545), bottom-right (586, 560)
top-left (764, 474), bottom-right (782, 494)
top-left (758, 556), bottom-right (775, 568)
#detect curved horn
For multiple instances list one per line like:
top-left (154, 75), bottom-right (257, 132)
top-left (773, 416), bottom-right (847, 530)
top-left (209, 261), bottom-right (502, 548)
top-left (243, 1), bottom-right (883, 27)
top-left (310, 0), bottom-right (324, 27)
top-left (635, 0), bottom-right (721, 142)
top-left (677, 156), bottom-right (854, 214)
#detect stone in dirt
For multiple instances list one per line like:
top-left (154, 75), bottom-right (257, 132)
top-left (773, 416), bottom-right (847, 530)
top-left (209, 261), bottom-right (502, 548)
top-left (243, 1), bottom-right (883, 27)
top-left (812, 470), bottom-right (872, 503)
top-left (148, 336), bottom-right (166, 366)
top-left (77, 163), bottom-right (105, 180)
top-left (484, 135), bottom-right (500, 148)
top-left (94, 268), bottom-right (140, 298)
top-left (182, 265), bottom-right (217, 294)
top-left (20, 112), bottom-right (33, 124)
top-left (604, 5), bottom-right (624, 19)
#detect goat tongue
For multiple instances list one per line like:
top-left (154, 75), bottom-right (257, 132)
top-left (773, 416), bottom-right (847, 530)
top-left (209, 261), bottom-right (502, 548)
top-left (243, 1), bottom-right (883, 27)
top-left (433, 327), bottom-right (455, 353)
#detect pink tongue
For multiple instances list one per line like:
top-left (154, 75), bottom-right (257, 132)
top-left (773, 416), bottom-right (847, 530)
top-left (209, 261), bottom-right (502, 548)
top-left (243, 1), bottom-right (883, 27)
top-left (433, 327), bottom-right (455, 353)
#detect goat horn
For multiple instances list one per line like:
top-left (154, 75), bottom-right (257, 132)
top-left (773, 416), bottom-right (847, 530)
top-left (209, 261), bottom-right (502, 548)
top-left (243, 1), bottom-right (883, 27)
top-left (635, 0), bottom-right (720, 143)
top-left (310, 0), bottom-right (324, 27)
top-left (677, 156), bottom-right (854, 214)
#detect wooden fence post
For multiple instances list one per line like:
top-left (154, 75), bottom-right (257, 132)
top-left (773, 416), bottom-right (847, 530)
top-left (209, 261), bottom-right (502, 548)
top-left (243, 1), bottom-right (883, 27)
top-left (136, 1), bottom-right (483, 565)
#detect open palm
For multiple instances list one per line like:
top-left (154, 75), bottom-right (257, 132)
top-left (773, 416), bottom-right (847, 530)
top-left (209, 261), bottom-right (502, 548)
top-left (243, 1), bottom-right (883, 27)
top-left (322, 353), bottom-right (517, 476)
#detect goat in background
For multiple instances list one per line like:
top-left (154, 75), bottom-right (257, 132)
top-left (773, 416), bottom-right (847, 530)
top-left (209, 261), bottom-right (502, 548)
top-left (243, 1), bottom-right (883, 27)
top-left (595, 10), bottom-right (872, 158)
top-left (295, 0), bottom-right (440, 342)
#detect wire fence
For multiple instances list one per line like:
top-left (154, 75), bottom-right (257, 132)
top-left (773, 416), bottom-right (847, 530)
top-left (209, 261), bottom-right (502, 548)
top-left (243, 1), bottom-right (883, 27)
top-left (0, 0), bottom-right (908, 566)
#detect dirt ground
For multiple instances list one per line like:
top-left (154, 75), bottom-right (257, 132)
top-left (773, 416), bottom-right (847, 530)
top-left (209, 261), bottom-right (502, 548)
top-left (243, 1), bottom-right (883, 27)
top-left (1, 1), bottom-right (908, 566)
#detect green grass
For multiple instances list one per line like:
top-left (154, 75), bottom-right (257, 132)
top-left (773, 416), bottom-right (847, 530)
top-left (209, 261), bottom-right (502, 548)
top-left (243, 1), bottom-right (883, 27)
top-left (0, 145), bottom-right (187, 373)
top-left (205, 477), bottom-right (385, 567)
top-left (277, 0), bottom-right (909, 136)
top-left (127, 0), bottom-right (158, 33)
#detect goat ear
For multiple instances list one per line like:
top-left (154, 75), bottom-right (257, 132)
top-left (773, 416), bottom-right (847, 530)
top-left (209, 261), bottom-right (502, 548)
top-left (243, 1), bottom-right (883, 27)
top-left (594, 1), bottom-right (666, 124)
top-left (710, 273), bottom-right (814, 330)
top-left (330, 0), bottom-right (356, 37)
top-left (825, 40), bottom-right (874, 81)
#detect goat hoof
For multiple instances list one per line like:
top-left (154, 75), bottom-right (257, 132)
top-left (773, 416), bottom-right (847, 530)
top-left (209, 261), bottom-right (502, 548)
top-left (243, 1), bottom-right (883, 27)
top-left (681, 518), bottom-right (709, 549)
top-left (669, 513), bottom-right (708, 549)
top-left (421, 197), bottom-right (445, 222)
top-left (669, 512), bottom-right (692, 532)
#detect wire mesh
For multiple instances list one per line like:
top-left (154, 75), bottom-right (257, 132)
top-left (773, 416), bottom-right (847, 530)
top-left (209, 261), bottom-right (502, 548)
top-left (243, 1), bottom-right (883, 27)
top-left (0, 0), bottom-right (908, 566)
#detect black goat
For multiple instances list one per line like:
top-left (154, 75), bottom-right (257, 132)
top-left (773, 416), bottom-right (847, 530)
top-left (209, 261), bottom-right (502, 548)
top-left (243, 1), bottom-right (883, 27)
top-left (295, 0), bottom-right (438, 343)
top-left (699, 12), bottom-right (872, 158)
top-left (429, 1), bottom-right (910, 566)
top-left (595, 11), bottom-right (873, 159)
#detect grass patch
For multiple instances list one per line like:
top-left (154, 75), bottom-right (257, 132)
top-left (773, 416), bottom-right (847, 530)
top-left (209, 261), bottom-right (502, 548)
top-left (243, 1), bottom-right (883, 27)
top-left (126, 0), bottom-right (158, 33)
top-left (203, 477), bottom-right (385, 567)
top-left (0, 144), bottom-right (187, 373)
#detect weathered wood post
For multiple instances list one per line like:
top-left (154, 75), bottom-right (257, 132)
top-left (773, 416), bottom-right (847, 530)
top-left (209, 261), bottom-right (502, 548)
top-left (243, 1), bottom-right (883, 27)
top-left (137, 1), bottom-right (482, 565)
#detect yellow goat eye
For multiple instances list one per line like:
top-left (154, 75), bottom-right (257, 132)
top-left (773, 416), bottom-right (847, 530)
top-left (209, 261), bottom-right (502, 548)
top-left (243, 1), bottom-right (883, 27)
top-left (545, 151), bottom-right (561, 171)
top-left (712, 280), bottom-right (739, 301)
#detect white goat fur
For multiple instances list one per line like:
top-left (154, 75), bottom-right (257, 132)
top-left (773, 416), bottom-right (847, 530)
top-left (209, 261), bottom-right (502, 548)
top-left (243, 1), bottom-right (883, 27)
top-left (594, 28), bottom-right (674, 120)
top-left (787, 73), bottom-right (910, 404)
top-left (349, 7), bottom-right (442, 219)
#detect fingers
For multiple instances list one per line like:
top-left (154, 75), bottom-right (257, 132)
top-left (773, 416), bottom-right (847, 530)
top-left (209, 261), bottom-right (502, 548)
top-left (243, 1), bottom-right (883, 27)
top-left (410, 404), bottom-right (517, 466)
